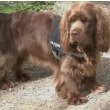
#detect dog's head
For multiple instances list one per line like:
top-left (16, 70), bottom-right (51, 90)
top-left (60, 2), bottom-right (110, 52)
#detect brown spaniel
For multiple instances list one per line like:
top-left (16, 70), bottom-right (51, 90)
top-left (0, 2), bottom-right (109, 105)
top-left (55, 2), bottom-right (110, 104)
top-left (0, 11), bottom-right (61, 89)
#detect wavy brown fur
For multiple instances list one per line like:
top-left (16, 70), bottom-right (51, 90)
top-left (55, 2), bottom-right (110, 104)
top-left (0, 11), bottom-right (60, 89)
top-left (0, 2), bottom-right (109, 105)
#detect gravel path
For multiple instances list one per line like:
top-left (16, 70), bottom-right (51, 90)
top-left (0, 2), bottom-right (110, 110)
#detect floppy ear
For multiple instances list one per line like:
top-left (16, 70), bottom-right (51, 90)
top-left (60, 10), bottom-right (71, 53)
top-left (95, 6), bottom-right (110, 52)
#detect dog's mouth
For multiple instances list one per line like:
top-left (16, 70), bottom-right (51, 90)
top-left (70, 41), bottom-right (84, 53)
top-left (70, 41), bottom-right (79, 47)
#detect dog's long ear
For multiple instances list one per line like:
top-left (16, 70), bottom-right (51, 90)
top-left (60, 10), bottom-right (71, 53)
top-left (95, 5), bottom-right (110, 52)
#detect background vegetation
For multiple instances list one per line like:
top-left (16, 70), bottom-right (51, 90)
top-left (0, 1), bottom-right (55, 13)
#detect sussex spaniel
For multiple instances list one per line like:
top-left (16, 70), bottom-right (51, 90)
top-left (0, 2), bottom-right (109, 105)
top-left (0, 11), bottom-right (61, 89)
top-left (55, 2), bottom-right (110, 104)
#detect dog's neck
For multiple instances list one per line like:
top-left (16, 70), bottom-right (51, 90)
top-left (66, 51), bottom-right (84, 58)
top-left (63, 45), bottom-right (84, 58)
top-left (59, 47), bottom-right (84, 60)
top-left (62, 45), bottom-right (95, 60)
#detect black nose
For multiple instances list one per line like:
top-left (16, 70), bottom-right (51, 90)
top-left (72, 31), bottom-right (80, 36)
top-left (74, 31), bottom-right (79, 36)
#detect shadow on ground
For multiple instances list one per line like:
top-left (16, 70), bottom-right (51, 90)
top-left (23, 64), bottom-right (52, 81)
top-left (97, 57), bottom-right (110, 89)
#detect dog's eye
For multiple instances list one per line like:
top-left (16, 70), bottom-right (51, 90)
top-left (81, 18), bottom-right (88, 23)
top-left (87, 19), bottom-right (92, 22)
top-left (70, 21), bottom-right (74, 26)
top-left (69, 16), bottom-right (77, 24)
top-left (70, 18), bottom-right (77, 26)
top-left (82, 18), bottom-right (93, 24)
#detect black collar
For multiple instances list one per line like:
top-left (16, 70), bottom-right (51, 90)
top-left (67, 52), bottom-right (84, 58)
top-left (59, 50), bottom-right (84, 60)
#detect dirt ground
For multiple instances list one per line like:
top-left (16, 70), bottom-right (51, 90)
top-left (1, 1), bottom-right (110, 110)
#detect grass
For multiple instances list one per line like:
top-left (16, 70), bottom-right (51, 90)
top-left (0, 1), bottom-right (55, 13)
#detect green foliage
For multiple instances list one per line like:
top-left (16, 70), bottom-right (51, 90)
top-left (0, 1), bottom-right (54, 13)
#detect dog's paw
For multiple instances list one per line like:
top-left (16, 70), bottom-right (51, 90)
top-left (0, 80), bottom-right (14, 90)
top-left (67, 93), bottom-right (88, 105)
top-left (56, 85), bottom-right (88, 105)
top-left (16, 72), bottom-right (31, 82)
top-left (91, 85), bottom-right (107, 93)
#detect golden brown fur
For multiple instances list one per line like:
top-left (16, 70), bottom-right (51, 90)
top-left (55, 2), bottom-right (110, 104)
top-left (0, 11), bottom-right (60, 89)
top-left (0, 2), bottom-right (109, 105)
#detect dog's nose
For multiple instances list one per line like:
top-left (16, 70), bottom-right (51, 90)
top-left (73, 31), bottom-right (79, 36)
top-left (71, 31), bottom-right (80, 37)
